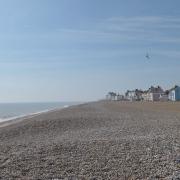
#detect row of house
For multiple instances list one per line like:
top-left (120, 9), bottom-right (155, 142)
top-left (106, 85), bottom-right (180, 102)
top-left (106, 92), bottom-right (125, 101)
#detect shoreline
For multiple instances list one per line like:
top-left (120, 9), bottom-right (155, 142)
top-left (1, 100), bottom-right (179, 129)
top-left (0, 104), bottom-right (71, 128)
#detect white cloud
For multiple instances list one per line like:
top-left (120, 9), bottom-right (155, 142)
top-left (1, 15), bottom-right (180, 61)
top-left (53, 16), bottom-right (180, 44)
top-left (1, 15), bottom-right (180, 44)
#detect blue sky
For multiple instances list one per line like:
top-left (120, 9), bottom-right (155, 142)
top-left (0, 0), bottom-right (180, 102)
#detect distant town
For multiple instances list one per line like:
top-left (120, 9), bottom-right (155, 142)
top-left (106, 85), bottom-right (180, 102)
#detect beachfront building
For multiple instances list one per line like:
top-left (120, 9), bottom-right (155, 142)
top-left (106, 85), bottom-right (180, 102)
top-left (168, 85), bottom-right (180, 101)
top-left (125, 89), bottom-right (143, 101)
top-left (106, 92), bottom-right (125, 101)
top-left (142, 91), bottom-right (148, 101)
top-left (106, 92), bottom-right (117, 101)
top-left (135, 89), bottom-right (144, 101)
top-left (125, 90), bottom-right (135, 101)
top-left (117, 94), bottom-right (125, 101)
top-left (159, 94), bottom-right (169, 101)
top-left (142, 86), bottom-right (164, 101)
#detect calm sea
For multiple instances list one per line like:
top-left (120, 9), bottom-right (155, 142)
top-left (0, 102), bottom-right (81, 122)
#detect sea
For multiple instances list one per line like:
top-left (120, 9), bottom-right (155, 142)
top-left (0, 102), bottom-right (81, 123)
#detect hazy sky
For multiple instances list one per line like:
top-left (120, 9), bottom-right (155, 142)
top-left (0, 0), bottom-right (180, 102)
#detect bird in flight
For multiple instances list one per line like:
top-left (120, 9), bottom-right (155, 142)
top-left (146, 53), bottom-right (150, 59)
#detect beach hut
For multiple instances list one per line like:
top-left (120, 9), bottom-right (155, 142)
top-left (168, 85), bottom-right (180, 101)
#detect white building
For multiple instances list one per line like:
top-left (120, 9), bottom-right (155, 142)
top-left (125, 89), bottom-right (143, 101)
top-left (117, 94), bottom-right (125, 101)
top-left (106, 92), bottom-right (117, 101)
top-left (159, 94), bottom-right (169, 101)
top-left (142, 86), bottom-right (164, 101)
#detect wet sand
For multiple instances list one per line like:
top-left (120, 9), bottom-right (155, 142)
top-left (0, 101), bottom-right (180, 179)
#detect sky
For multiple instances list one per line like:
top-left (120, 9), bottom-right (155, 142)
top-left (0, 0), bottom-right (180, 102)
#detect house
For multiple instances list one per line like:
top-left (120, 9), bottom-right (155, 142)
top-left (142, 86), bottom-right (164, 101)
top-left (125, 89), bottom-right (143, 101)
top-left (168, 85), bottom-right (180, 101)
top-left (159, 90), bottom-right (169, 101)
top-left (106, 92), bottom-right (117, 101)
top-left (142, 90), bottom-right (148, 101)
top-left (117, 94), bottom-right (125, 101)
top-left (135, 89), bottom-right (144, 101)
top-left (125, 90), bottom-right (136, 101)
top-left (159, 94), bottom-right (169, 101)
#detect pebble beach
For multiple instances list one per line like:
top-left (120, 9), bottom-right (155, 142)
top-left (0, 101), bottom-right (180, 179)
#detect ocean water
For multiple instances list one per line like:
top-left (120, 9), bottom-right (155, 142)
top-left (0, 102), bottom-right (80, 122)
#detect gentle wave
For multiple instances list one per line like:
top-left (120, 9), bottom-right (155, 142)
top-left (0, 108), bottom-right (57, 123)
top-left (0, 102), bottom-right (82, 123)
